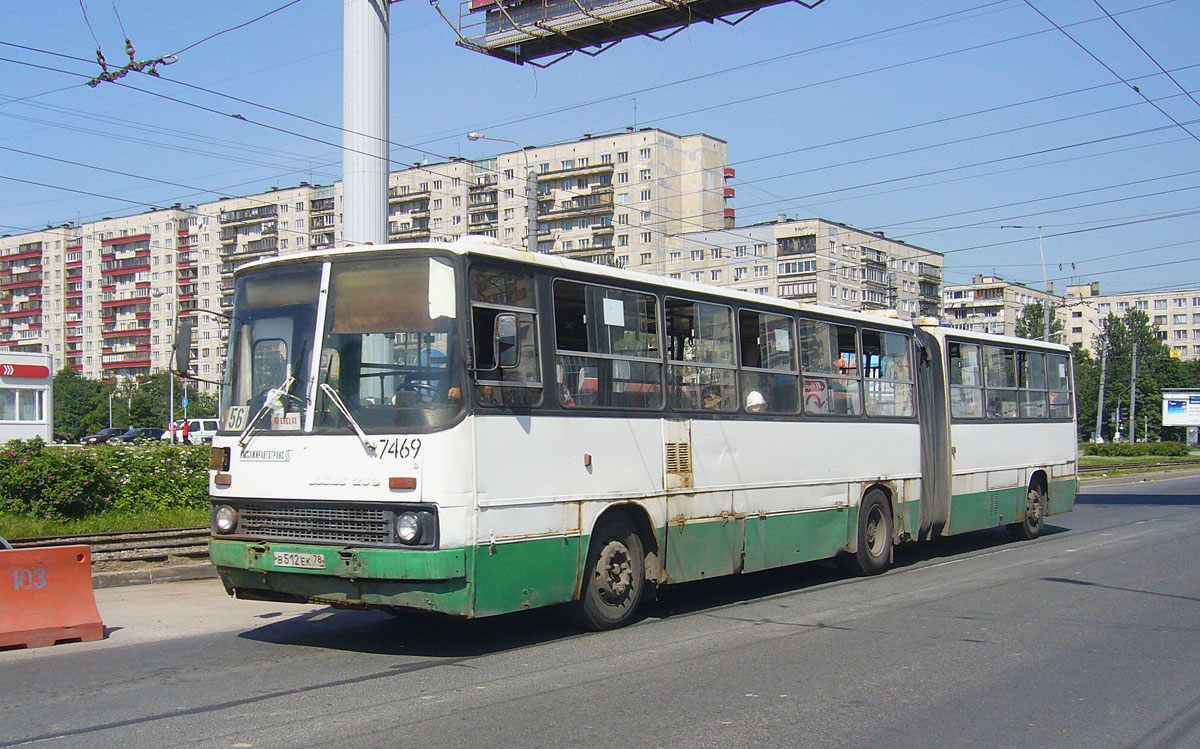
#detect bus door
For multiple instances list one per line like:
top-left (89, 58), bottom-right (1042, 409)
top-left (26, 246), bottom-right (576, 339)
top-left (914, 328), bottom-right (951, 540)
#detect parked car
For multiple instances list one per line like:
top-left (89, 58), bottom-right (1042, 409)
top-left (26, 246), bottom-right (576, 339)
top-left (117, 427), bottom-right (161, 442)
top-left (80, 427), bottom-right (127, 445)
top-left (160, 418), bottom-right (219, 444)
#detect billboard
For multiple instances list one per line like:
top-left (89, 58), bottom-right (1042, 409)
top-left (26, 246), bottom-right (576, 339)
top-left (448, 0), bottom-right (827, 65)
top-left (1162, 391), bottom-right (1200, 427)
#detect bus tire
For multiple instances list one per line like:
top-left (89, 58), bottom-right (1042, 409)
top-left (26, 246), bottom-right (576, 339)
top-left (847, 489), bottom-right (892, 576)
top-left (570, 513), bottom-right (646, 631)
top-left (1008, 484), bottom-right (1045, 541)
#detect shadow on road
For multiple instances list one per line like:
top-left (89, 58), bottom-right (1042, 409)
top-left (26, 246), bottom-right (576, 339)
top-left (239, 604), bottom-right (577, 657)
top-left (239, 526), bottom-right (1057, 655)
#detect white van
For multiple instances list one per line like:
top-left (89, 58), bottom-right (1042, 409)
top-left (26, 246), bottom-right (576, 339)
top-left (160, 418), bottom-right (219, 444)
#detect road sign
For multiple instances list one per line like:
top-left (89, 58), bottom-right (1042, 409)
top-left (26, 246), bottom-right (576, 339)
top-left (181, 397), bottom-right (189, 408)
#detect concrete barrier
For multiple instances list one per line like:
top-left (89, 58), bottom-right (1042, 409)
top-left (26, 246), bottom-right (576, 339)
top-left (0, 545), bottom-right (105, 649)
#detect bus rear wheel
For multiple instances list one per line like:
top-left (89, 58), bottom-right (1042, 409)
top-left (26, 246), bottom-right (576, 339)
top-left (569, 514), bottom-right (646, 631)
top-left (1009, 485), bottom-right (1045, 541)
top-left (847, 489), bottom-right (892, 576)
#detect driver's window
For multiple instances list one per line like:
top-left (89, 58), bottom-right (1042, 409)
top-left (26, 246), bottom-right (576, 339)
top-left (470, 265), bottom-right (541, 407)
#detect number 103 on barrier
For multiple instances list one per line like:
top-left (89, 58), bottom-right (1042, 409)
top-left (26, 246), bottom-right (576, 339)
top-left (10, 567), bottom-right (47, 590)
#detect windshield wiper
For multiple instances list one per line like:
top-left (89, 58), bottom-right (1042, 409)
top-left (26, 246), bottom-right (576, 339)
top-left (319, 383), bottom-right (377, 452)
top-left (237, 375), bottom-right (295, 447)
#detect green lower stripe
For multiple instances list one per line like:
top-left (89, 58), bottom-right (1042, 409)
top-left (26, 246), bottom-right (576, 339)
top-left (209, 539), bottom-right (466, 580)
top-left (471, 536), bottom-right (582, 617)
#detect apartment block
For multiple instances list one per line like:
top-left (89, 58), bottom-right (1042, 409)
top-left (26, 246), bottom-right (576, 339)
top-left (1064, 282), bottom-right (1200, 361)
top-left (674, 218), bottom-right (944, 319)
top-left (941, 274), bottom-right (1062, 337)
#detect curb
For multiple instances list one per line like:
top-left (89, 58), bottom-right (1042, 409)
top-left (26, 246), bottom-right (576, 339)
top-left (92, 562), bottom-right (218, 589)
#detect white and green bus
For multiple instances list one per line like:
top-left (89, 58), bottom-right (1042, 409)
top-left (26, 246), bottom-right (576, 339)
top-left (206, 237), bottom-right (1077, 629)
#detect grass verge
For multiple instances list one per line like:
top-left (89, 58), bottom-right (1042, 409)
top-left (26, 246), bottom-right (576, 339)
top-left (0, 506), bottom-right (207, 541)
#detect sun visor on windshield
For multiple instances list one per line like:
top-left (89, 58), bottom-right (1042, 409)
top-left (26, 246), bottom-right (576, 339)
top-left (330, 258), bottom-right (456, 334)
top-left (241, 267), bottom-right (320, 311)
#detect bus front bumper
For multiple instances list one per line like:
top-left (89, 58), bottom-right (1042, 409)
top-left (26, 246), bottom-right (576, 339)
top-left (209, 538), bottom-right (471, 615)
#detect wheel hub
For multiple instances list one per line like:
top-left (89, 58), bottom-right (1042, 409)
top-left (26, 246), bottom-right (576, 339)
top-left (595, 540), bottom-right (633, 603)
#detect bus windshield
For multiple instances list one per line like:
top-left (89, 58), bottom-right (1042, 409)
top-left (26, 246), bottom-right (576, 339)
top-left (313, 255), bottom-right (464, 432)
top-left (223, 263), bottom-right (322, 431)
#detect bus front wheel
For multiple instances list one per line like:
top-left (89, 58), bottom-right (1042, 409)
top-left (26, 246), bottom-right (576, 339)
top-left (1009, 484), bottom-right (1045, 541)
top-left (570, 514), bottom-right (646, 631)
top-left (847, 489), bottom-right (892, 576)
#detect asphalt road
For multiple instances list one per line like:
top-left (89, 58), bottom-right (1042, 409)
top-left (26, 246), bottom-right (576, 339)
top-left (3, 473), bottom-right (1200, 748)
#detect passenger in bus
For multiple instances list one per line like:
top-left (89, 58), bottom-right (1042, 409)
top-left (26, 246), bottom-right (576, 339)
top-left (702, 385), bottom-right (723, 410)
top-left (746, 390), bottom-right (766, 414)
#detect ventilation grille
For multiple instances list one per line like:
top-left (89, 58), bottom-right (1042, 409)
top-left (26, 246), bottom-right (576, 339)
top-left (665, 442), bottom-right (692, 474)
top-left (240, 503), bottom-right (391, 545)
top-left (987, 492), bottom-right (1000, 519)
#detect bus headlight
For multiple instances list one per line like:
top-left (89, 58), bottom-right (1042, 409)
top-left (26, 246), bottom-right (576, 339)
top-left (214, 505), bottom-right (238, 534)
top-left (396, 512), bottom-right (421, 544)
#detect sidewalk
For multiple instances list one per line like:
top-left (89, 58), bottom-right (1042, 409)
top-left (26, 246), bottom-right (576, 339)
top-left (0, 577), bottom-right (324, 663)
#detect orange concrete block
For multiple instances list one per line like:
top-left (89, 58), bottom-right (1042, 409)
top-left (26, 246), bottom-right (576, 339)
top-left (0, 545), bottom-right (105, 650)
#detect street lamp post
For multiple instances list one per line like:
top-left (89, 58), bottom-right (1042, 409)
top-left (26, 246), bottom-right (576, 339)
top-left (467, 132), bottom-right (538, 253)
top-left (1000, 225), bottom-right (1051, 342)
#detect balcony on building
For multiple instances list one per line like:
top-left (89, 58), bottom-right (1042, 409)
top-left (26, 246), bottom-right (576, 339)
top-left (1, 242), bottom-right (43, 262)
top-left (537, 162), bottom-right (614, 183)
top-left (777, 234), bottom-right (817, 257)
top-left (220, 204), bottom-right (278, 226)
top-left (538, 191), bottom-right (614, 220)
top-left (918, 263), bottom-right (942, 282)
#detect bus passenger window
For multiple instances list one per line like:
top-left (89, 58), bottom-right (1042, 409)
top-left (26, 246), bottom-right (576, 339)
top-left (553, 280), bottom-right (662, 409)
top-left (982, 346), bottom-right (1018, 419)
top-left (666, 297), bottom-right (736, 412)
top-left (948, 341), bottom-right (983, 418)
top-left (1018, 351), bottom-right (1048, 418)
top-left (738, 309), bottom-right (798, 415)
top-left (1047, 354), bottom-right (1072, 418)
top-left (862, 329), bottom-right (914, 418)
top-left (799, 318), bottom-right (860, 416)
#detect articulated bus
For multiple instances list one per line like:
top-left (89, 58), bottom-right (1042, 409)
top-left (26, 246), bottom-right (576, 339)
top-left (206, 237), bottom-right (1077, 629)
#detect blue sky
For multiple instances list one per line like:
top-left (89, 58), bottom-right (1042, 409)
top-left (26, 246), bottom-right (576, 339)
top-left (2, 0), bottom-right (1198, 293)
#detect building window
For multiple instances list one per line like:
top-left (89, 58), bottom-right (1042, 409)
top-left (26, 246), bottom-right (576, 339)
top-left (641, 252), bottom-right (652, 264)
top-left (691, 250), bottom-right (704, 261)
top-left (639, 148), bottom-right (651, 160)
top-left (640, 189), bottom-right (652, 201)
top-left (640, 232), bottom-right (652, 243)
top-left (640, 168), bottom-right (652, 181)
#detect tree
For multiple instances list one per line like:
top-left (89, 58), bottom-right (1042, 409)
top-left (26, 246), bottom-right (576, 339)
top-left (51, 368), bottom-right (112, 441)
top-left (1015, 302), bottom-right (1064, 343)
top-left (1088, 310), bottom-right (1184, 442)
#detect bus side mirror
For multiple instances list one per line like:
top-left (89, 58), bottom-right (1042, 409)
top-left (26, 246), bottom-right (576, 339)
top-left (494, 313), bottom-right (519, 369)
top-left (173, 317), bottom-right (194, 375)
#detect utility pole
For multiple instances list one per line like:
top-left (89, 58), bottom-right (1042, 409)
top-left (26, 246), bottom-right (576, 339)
top-left (1094, 342), bottom-right (1107, 442)
top-left (1129, 340), bottom-right (1138, 443)
top-left (343, 0), bottom-right (390, 247)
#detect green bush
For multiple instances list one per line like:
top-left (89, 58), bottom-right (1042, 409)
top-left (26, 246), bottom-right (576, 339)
top-left (1080, 441), bottom-right (1191, 457)
top-left (0, 439), bottom-right (208, 523)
